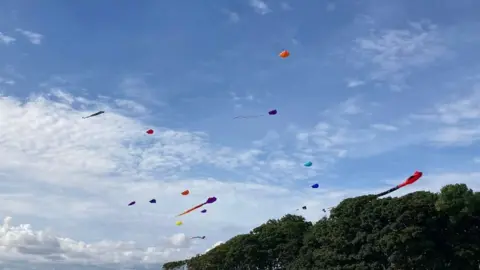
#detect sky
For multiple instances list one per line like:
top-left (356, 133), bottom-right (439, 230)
top-left (0, 0), bottom-right (480, 269)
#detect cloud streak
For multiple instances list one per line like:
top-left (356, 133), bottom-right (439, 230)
top-left (249, 0), bottom-right (271, 15)
top-left (15, 29), bottom-right (44, 45)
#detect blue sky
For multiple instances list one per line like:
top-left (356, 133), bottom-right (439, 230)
top-left (0, 0), bottom-right (480, 268)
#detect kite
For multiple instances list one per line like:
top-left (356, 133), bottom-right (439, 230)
top-left (175, 221), bottom-right (183, 226)
top-left (191, 236), bottom-right (206, 239)
top-left (82, 111), bottom-right (105, 119)
top-left (181, 190), bottom-right (190, 196)
top-left (177, 197), bottom-right (217, 217)
top-left (149, 199), bottom-right (156, 203)
top-left (304, 161), bottom-right (312, 167)
top-left (296, 206), bottom-right (307, 211)
top-left (146, 129), bottom-right (154, 135)
top-left (234, 109), bottom-right (277, 119)
top-left (279, 50), bottom-right (290, 58)
top-left (322, 207), bottom-right (333, 213)
top-left (313, 172), bottom-right (422, 214)
top-left (311, 183), bottom-right (319, 188)
top-left (201, 209), bottom-right (207, 213)
top-left (128, 201), bottom-right (135, 206)
top-left (375, 171), bottom-right (423, 197)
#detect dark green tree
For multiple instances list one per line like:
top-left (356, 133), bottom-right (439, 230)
top-left (163, 184), bottom-right (480, 270)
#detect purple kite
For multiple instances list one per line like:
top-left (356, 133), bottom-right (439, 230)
top-left (201, 209), bottom-right (207, 213)
top-left (177, 197), bottom-right (217, 216)
top-left (128, 201), bottom-right (136, 206)
top-left (234, 109), bottom-right (277, 119)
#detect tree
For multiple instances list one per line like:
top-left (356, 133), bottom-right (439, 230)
top-left (163, 184), bottom-right (480, 270)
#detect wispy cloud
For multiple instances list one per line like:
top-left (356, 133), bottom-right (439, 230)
top-left (230, 92), bottom-right (256, 108)
top-left (338, 96), bottom-right (363, 115)
top-left (223, 9), bottom-right (240, 23)
top-left (249, 0), bottom-right (271, 15)
top-left (0, 77), bottom-right (15, 85)
top-left (346, 79), bottom-right (365, 88)
top-left (371, 123), bottom-right (398, 131)
top-left (326, 3), bottom-right (336, 12)
top-left (280, 2), bottom-right (292, 11)
top-left (353, 21), bottom-right (447, 91)
top-left (0, 32), bottom-right (15, 44)
top-left (412, 84), bottom-right (480, 146)
top-left (15, 29), bottom-right (43, 45)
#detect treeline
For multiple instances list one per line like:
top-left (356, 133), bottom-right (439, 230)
top-left (163, 184), bottom-right (480, 270)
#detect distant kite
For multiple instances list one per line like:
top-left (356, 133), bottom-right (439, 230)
top-left (322, 207), bottom-right (333, 213)
top-left (149, 199), bottom-right (156, 203)
top-left (201, 209), bottom-right (207, 213)
top-left (176, 221), bottom-right (183, 226)
top-left (296, 206), bottom-right (307, 211)
top-left (128, 201), bottom-right (136, 206)
top-left (311, 183), bottom-right (319, 189)
top-left (146, 129), bottom-right (154, 135)
top-left (82, 111), bottom-right (105, 119)
top-left (181, 190), bottom-right (190, 196)
top-left (234, 109), bottom-right (277, 119)
top-left (279, 50), bottom-right (290, 58)
top-left (191, 236), bottom-right (206, 239)
top-left (177, 197), bottom-right (217, 217)
top-left (375, 171), bottom-right (423, 197)
top-left (304, 161), bottom-right (312, 167)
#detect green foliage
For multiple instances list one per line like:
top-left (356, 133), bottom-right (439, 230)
top-left (163, 184), bottom-right (480, 270)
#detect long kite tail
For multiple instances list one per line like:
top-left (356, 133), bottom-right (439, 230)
top-left (177, 202), bottom-right (206, 217)
top-left (375, 186), bottom-right (399, 198)
top-left (233, 115), bottom-right (264, 119)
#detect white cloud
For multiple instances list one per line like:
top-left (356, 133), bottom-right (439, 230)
top-left (0, 216), bottom-right (194, 266)
top-left (412, 84), bottom-right (480, 146)
top-left (353, 21), bottom-right (446, 91)
top-left (0, 32), bottom-right (15, 45)
top-left (222, 9), bottom-right (240, 23)
top-left (346, 79), bottom-right (365, 88)
top-left (15, 29), bottom-right (43, 45)
top-left (339, 97), bottom-right (363, 115)
top-left (249, 0), bottom-right (271, 15)
top-left (0, 77), bottom-right (15, 85)
top-left (371, 123), bottom-right (398, 131)
top-left (119, 75), bottom-right (165, 107)
top-left (114, 99), bottom-right (147, 114)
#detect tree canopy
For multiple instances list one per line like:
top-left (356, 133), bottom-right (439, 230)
top-left (163, 184), bottom-right (480, 270)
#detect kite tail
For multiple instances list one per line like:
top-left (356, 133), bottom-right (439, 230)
top-left (233, 115), bottom-right (264, 119)
top-left (177, 203), bottom-right (206, 217)
top-left (375, 186), bottom-right (399, 198)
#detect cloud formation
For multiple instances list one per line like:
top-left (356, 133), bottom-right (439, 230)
top-left (249, 0), bottom-right (271, 15)
top-left (15, 29), bottom-right (44, 45)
